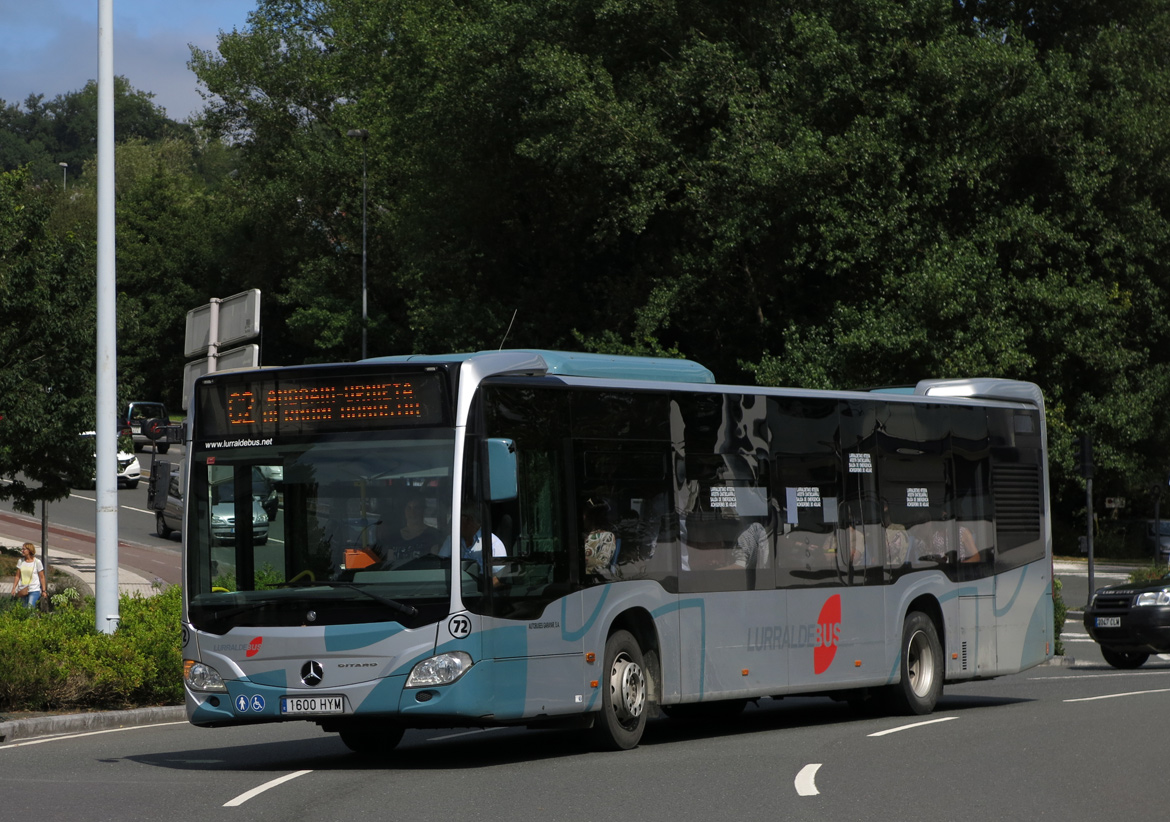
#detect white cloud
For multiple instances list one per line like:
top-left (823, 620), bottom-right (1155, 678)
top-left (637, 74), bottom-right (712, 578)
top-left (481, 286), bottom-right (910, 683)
top-left (0, 0), bottom-right (253, 121)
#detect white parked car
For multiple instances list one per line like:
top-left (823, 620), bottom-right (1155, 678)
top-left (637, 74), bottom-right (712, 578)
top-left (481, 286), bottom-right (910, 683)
top-left (115, 450), bottom-right (142, 489)
top-left (77, 431), bottom-right (141, 490)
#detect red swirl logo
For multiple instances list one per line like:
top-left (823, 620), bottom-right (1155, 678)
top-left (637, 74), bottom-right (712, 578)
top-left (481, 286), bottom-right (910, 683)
top-left (246, 636), bottom-right (263, 658)
top-left (813, 595), bottom-right (842, 675)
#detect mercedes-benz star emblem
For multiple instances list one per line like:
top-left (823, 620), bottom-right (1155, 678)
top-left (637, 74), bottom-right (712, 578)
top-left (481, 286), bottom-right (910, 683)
top-left (301, 660), bottom-right (324, 687)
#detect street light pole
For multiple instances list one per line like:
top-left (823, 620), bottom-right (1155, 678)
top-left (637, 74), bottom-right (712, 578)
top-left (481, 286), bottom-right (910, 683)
top-left (59, 161), bottom-right (68, 191)
top-left (346, 128), bottom-right (369, 360)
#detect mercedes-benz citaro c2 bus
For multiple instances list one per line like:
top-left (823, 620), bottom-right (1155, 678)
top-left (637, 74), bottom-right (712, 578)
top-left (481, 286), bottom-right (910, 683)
top-left (181, 350), bottom-right (1053, 753)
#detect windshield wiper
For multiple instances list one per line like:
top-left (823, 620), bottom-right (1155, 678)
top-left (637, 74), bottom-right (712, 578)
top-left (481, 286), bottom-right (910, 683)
top-left (276, 580), bottom-right (419, 617)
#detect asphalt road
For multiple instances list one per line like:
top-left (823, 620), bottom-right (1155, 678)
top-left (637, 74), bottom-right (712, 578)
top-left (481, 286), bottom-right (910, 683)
top-left (0, 445), bottom-right (184, 584)
top-left (1, 650), bottom-right (1166, 822)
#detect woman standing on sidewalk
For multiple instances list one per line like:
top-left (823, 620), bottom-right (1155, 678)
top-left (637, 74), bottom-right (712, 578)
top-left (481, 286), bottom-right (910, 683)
top-left (11, 542), bottom-right (46, 608)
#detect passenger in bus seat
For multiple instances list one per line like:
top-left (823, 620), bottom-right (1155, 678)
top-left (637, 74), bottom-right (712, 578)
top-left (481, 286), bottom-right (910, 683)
top-left (389, 496), bottom-right (441, 561)
top-left (919, 519), bottom-right (980, 563)
top-left (881, 499), bottom-right (910, 567)
top-left (957, 524), bottom-right (980, 563)
top-left (583, 498), bottom-right (618, 578)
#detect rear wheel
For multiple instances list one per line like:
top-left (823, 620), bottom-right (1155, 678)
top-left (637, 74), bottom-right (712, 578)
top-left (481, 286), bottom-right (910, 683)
top-left (155, 513), bottom-right (172, 539)
top-left (338, 720), bottom-right (405, 755)
top-left (884, 611), bottom-right (943, 715)
top-left (1101, 647), bottom-right (1149, 669)
top-left (592, 630), bottom-right (648, 750)
top-left (156, 443), bottom-right (169, 455)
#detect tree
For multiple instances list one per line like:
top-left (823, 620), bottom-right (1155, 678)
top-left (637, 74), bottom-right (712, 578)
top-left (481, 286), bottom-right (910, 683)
top-left (0, 77), bottom-right (194, 187)
top-left (189, 0), bottom-right (1170, 525)
top-left (0, 168), bottom-right (96, 513)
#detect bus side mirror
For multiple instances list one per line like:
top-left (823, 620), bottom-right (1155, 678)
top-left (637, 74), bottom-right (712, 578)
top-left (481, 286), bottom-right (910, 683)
top-left (487, 438), bottom-right (517, 502)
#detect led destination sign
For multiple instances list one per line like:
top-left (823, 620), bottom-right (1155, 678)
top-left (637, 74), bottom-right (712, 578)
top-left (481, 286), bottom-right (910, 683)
top-left (195, 371), bottom-right (448, 440)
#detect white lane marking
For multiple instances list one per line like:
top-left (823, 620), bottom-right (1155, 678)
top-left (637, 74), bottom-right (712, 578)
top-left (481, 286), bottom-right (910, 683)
top-left (430, 727), bottom-right (507, 742)
top-left (795, 763), bottom-right (821, 796)
top-left (1064, 687), bottom-right (1170, 703)
top-left (1030, 669), bottom-right (1170, 681)
top-left (124, 505), bottom-right (155, 515)
top-left (224, 770), bottom-right (313, 807)
top-left (71, 493), bottom-right (97, 502)
top-left (867, 716), bottom-right (957, 737)
top-left (1, 721), bottom-right (188, 749)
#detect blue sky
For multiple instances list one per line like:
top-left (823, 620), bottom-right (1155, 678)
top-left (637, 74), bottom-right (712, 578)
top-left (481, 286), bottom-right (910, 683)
top-left (0, 0), bottom-right (256, 122)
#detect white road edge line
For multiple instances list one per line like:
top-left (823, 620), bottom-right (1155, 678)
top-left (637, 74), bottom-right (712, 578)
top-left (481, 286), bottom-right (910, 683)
top-left (795, 763), bottom-right (821, 796)
top-left (867, 716), bottom-right (958, 737)
top-left (224, 770), bottom-right (313, 807)
top-left (1031, 669), bottom-right (1170, 681)
top-left (1, 721), bottom-right (189, 749)
top-left (1064, 687), bottom-right (1170, 703)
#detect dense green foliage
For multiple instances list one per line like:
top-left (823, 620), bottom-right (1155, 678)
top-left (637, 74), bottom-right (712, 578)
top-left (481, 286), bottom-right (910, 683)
top-left (0, 585), bottom-right (183, 711)
top-left (0, 77), bottom-right (193, 187)
top-left (0, 169), bottom-right (97, 512)
top-left (189, 0), bottom-right (1170, 530)
top-left (4, 1), bottom-right (1170, 533)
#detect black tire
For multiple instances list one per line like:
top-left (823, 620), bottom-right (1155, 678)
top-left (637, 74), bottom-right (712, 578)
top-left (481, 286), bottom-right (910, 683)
top-left (125, 480), bottom-right (139, 490)
top-left (1101, 647), bottom-right (1149, 669)
top-left (885, 611), bottom-right (943, 715)
top-left (592, 629), bottom-right (648, 750)
top-left (338, 720), bottom-right (405, 755)
top-left (156, 513), bottom-right (172, 539)
top-left (156, 443), bottom-right (169, 455)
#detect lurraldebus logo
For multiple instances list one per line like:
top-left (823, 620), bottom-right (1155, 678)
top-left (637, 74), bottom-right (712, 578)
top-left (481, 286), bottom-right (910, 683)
top-left (813, 595), bottom-right (842, 674)
top-left (246, 637), bottom-right (263, 658)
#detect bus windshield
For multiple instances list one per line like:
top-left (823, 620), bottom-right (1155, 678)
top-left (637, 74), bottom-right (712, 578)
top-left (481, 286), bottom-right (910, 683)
top-left (185, 431), bottom-right (459, 634)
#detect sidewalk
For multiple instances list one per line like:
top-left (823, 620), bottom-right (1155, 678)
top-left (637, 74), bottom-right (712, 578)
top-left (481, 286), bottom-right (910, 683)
top-left (0, 509), bottom-right (181, 592)
top-left (1, 538), bottom-right (162, 599)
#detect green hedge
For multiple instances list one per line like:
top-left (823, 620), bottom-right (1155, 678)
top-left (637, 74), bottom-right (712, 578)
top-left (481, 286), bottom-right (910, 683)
top-left (0, 586), bottom-right (182, 711)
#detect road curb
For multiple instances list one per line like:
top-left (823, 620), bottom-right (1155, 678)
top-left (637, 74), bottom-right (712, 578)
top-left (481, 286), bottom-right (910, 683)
top-left (0, 705), bottom-right (185, 745)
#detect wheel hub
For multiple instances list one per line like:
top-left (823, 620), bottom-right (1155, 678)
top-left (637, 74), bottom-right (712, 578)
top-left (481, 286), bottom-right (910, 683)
top-left (610, 653), bottom-right (646, 722)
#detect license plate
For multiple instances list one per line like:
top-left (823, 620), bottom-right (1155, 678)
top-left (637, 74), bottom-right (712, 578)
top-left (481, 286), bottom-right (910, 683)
top-left (281, 695), bottom-right (344, 715)
top-left (1095, 617), bottom-right (1121, 628)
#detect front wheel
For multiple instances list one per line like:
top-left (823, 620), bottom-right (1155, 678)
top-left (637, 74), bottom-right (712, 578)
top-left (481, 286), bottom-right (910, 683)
top-left (884, 611), bottom-right (943, 715)
top-left (1101, 647), bottom-right (1149, 669)
top-left (592, 629), bottom-right (648, 750)
top-left (156, 513), bottom-right (172, 539)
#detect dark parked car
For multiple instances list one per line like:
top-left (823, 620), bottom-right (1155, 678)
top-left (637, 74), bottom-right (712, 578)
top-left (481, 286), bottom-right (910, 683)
top-left (126, 401), bottom-right (169, 454)
top-left (1083, 571), bottom-right (1170, 668)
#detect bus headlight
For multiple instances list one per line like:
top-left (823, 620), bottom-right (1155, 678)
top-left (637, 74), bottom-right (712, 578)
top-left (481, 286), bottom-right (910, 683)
top-left (1136, 590), bottom-right (1170, 606)
top-left (184, 660), bottom-right (228, 692)
top-left (405, 651), bottom-right (473, 688)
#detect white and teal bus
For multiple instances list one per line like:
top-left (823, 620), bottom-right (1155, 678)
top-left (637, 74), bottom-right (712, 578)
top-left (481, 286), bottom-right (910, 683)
top-left (180, 350), bottom-right (1053, 752)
